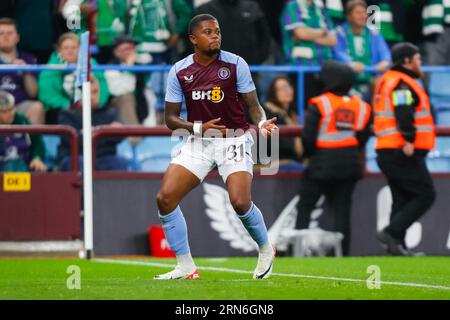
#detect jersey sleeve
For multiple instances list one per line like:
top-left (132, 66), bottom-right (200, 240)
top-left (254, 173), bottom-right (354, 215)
top-left (236, 57), bottom-right (256, 93)
top-left (165, 65), bottom-right (183, 103)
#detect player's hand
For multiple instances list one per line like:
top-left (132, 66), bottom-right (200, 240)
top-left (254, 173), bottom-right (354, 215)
top-left (403, 142), bottom-right (414, 157)
top-left (260, 117), bottom-right (278, 137)
top-left (29, 158), bottom-right (47, 172)
top-left (202, 118), bottom-right (226, 137)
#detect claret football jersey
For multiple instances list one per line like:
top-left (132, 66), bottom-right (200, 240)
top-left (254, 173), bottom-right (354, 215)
top-left (165, 50), bottom-right (256, 131)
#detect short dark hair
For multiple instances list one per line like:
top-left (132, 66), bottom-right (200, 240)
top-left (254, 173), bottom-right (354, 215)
top-left (188, 14), bottom-right (218, 35)
top-left (391, 42), bottom-right (420, 66)
top-left (0, 17), bottom-right (18, 31)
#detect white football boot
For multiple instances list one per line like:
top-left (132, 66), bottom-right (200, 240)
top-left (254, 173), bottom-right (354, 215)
top-left (153, 265), bottom-right (200, 280)
top-left (253, 244), bottom-right (276, 279)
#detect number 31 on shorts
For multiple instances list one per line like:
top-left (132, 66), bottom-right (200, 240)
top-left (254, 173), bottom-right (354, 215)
top-left (226, 143), bottom-right (245, 162)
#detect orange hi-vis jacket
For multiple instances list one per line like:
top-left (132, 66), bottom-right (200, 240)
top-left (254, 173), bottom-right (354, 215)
top-left (309, 92), bottom-right (371, 149)
top-left (373, 70), bottom-right (435, 150)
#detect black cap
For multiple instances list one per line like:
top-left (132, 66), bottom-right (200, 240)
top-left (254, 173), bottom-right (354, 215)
top-left (112, 34), bottom-right (138, 50)
top-left (391, 42), bottom-right (419, 66)
top-left (320, 61), bottom-right (355, 94)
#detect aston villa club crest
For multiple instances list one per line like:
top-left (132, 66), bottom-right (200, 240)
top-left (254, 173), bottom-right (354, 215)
top-left (218, 67), bottom-right (231, 80)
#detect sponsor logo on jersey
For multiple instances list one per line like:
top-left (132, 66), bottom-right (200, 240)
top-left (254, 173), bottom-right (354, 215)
top-left (192, 86), bottom-right (225, 103)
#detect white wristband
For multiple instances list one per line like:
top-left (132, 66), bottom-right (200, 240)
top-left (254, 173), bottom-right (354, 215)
top-left (258, 119), bottom-right (266, 129)
top-left (193, 122), bottom-right (202, 136)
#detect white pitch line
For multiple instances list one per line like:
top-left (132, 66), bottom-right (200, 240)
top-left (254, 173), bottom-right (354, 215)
top-left (92, 258), bottom-right (450, 291)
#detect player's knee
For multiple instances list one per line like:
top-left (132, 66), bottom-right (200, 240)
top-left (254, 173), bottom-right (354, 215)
top-left (156, 189), bottom-right (175, 214)
top-left (230, 197), bottom-right (251, 215)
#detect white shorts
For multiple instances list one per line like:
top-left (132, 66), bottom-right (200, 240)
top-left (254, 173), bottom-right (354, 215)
top-left (171, 131), bottom-right (254, 183)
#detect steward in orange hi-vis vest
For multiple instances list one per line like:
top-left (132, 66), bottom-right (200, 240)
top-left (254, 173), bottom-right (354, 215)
top-left (374, 43), bottom-right (436, 257)
top-left (296, 61), bottom-right (372, 256)
top-left (309, 92), bottom-right (371, 149)
top-left (373, 70), bottom-right (435, 151)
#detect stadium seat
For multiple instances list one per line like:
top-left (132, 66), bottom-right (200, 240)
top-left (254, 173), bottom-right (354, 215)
top-left (42, 135), bottom-right (61, 170)
top-left (437, 110), bottom-right (450, 125)
top-left (426, 137), bottom-right (450, 172)
top-left (135, 137), bottom-right (184, 172)
top-left (429, 72), bottom-right (450, 125)
top-left (116, 139), bottom-right (136, 171)
top-left (139, 154), bottom-right (173, 172)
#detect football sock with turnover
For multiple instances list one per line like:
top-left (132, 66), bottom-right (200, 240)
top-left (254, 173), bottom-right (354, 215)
top-left (237, 202), bottom-right (272, 254)
top-left (159, 206), bottom-right (196, 273)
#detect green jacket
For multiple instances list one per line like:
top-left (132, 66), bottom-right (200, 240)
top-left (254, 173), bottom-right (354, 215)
top-left (38, 52), bottom-right (109, 112)
top-left (129, 0), bottom-right (192, 53)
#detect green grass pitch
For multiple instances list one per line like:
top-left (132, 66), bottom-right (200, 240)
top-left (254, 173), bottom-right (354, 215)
top-left (1, 257), bottom-right (449, 300)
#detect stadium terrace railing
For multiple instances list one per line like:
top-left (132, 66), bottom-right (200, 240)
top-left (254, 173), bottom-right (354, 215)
top-left (0, 125), bottom-right (79, 172)
top-left (1, 64), bottom-right (450, 125)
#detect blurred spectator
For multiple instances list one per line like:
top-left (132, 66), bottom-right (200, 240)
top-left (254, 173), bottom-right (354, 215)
top-left (13, 0), bottom-right (61, 64)
top-left (38, 32), bottom-right (109, 124)
top-left (0, 91), bottom-right (47, 172)
top-left (0, 18), bottom-right (45, 125)
top-left (281, 0), bottom-right (337, 105)
top-left (129, 0), bottom-right (193, 124)
top-left (367, 0), bottom-right (405, 47)
top-left (263, 76), bottom-right (303, 170)
top-left (57, 75), bottom-right (128, 171)
top-left (196, 0), bottom-right (272, 65)
top-left (63, 0), bottom-right (129, 64)
top-left (334, 0), bottom-right (391, 101)
top-left (104, 35), bottom-right (141, 126)
top-left (422, 0), bottom-right (450, 65)
top-left (129, 0), bottom-right (193, 64)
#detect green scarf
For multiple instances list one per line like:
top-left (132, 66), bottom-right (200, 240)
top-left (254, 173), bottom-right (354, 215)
top-left (346, 25), bottom-right (372, 84)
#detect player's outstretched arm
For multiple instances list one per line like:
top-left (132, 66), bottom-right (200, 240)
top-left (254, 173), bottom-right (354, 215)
top-left (241, 90), bottom-right (278, 137)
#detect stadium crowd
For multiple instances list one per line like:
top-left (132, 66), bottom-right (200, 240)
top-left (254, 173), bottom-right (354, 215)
top-left (0, 0), bottom-right (449, 173)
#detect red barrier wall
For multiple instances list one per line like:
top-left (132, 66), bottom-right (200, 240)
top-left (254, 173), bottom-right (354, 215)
top-left (0, 173), bottom-right (81, 240)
